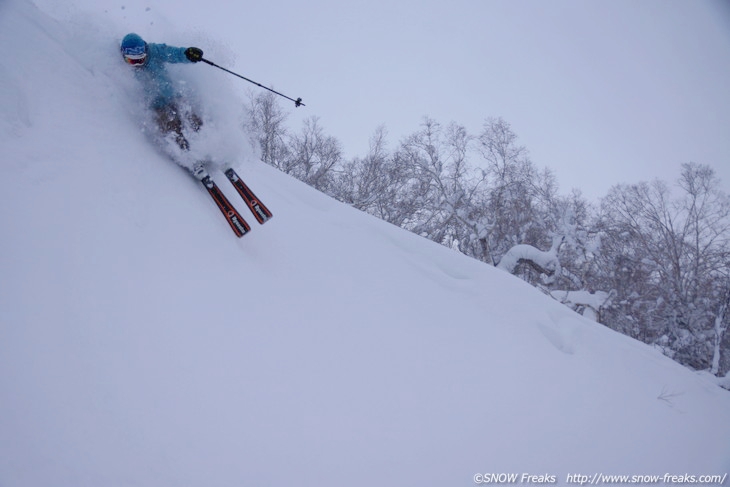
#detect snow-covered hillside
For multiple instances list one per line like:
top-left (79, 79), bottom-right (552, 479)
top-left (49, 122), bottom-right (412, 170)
top-left (1, 1), bottom-right (729, 485)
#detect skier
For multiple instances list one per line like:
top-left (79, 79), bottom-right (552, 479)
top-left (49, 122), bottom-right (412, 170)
top-left (120, 33), bottom-right (206, 167)
top-left (120, 34), bottom-right (272, 236)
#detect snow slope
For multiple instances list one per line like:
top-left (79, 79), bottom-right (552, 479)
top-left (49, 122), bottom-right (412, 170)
top-left (1, 1), bottom-right (729, 486)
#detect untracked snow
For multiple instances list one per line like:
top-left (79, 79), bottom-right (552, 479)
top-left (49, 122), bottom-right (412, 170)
top-left (1, 1), bottom-right (729, 486)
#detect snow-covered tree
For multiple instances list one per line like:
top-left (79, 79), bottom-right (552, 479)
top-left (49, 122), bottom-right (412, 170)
top-left (477, 118), bottom-right (573, 284)
top-left (332, 126), bottom-right (415, 227)
top-left (244, 91), bottom-right (290, 169)
top-left (386, 118), bottom-right (485, 246)
top-left (246, 95), bottom-right (342, 193)
top-left (596, 163), bottom-right (730, 373)
top-left (285, 117), bottom-right (342, 193)
top-left (477, 117), bottom-right (542, 260)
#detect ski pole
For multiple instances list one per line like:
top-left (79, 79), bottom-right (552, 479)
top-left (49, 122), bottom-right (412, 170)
top-left (201, 58), bottom-right (305, 108)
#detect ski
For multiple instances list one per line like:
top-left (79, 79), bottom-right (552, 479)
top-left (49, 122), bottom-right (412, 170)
top-left (224, 168), bottom-right (273, 224)
top-left (199, 175), bottom-right (251, 237)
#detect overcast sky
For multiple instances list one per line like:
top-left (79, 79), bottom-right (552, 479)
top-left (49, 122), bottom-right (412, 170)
top-left (41, 0), bottom-right (730, 201)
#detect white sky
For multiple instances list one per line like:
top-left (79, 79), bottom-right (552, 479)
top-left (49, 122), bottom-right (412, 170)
top-left (43, 0), bottom-right (730, 200)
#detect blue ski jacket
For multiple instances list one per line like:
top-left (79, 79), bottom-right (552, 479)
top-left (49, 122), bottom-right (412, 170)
top-left (134, 43), bottom-right (192, 109)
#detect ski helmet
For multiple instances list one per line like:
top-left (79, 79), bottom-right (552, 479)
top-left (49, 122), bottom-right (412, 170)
top-left (121, 33), bottom-right (148, 66)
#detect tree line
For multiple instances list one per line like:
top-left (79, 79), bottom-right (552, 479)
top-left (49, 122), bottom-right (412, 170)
top-left (245, 91), bottom-right (730, 383)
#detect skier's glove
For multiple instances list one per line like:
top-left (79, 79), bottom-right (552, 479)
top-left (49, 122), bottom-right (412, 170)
top-left (185, 47), bottom-right (203, 62)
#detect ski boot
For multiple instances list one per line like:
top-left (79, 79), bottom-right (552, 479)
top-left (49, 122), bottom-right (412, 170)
top-left (192, 162), bottom-right (214, 188)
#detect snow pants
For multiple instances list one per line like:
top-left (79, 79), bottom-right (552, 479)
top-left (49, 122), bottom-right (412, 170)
top-left (154, 104), bottom-right (203, 151)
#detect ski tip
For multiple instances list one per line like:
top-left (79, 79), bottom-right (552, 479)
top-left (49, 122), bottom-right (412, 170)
top-left (235, 220), bottom-right (252, 237)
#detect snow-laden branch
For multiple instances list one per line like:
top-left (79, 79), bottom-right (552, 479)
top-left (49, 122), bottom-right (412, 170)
top-left (496, 239), bottom-right (561, 281)
top-left (550, 290), bottom-right (612, 321)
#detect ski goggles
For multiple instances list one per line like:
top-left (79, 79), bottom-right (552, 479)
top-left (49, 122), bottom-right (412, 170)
top-left (122, 45), bottom-right (147, 66)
